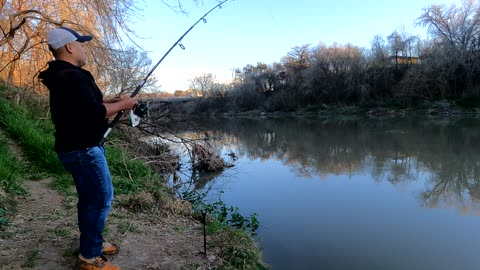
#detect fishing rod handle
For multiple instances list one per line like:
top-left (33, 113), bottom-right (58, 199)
top-left (99, 110), bottom-right (125, 145)
top-left (100, 86), bottom-right (141, 146)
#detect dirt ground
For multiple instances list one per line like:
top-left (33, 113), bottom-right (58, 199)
top-left (0, 178), bottom-right (219, 270)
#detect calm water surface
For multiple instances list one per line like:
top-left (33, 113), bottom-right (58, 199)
top-left (167, 116), bottom-right (480, 270)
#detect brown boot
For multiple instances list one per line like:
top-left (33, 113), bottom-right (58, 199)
top-left (102, 242), bottom-right (119, 255)
top-left (78, 254), bottom-right (120, 270)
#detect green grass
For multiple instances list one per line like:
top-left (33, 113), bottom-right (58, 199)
top-left (192, 199), bottom-right (266, 269)
top-left (210, 225), bottom-right (269, 270)
top-left (106, 145), bottom-right (168, 196)
top-left (117, 220), bottom-right (137, 235)
top-left (21, 249), bottom-right (40, 268)
top-left (0, 136), bottom-right (24, 195)
top-left (173, 225), bottom-right (184, 233)
top-left (52, 227), bottom-right (71, 238)
top-left (0, 97), bottom-right (63, 174)
top-left (0, 124), bottom-right (26, 227)
top-left (49, 174), bottom-right (75, 196)
top-left (0, 208), bottom-right (10, 226)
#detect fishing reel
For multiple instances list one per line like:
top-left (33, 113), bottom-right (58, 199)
top-left (130, 102), bottom-right (149, 127)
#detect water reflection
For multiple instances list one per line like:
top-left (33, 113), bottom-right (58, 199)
top-left (173, 116), bottom-right (480, 213)
top-left (162, 116), bottom-right (480, 269)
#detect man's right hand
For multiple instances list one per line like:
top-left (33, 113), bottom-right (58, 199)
top-left (119, 96), bottom-right (138, 111)
top-left (103, 96), bottom-right (138, 118)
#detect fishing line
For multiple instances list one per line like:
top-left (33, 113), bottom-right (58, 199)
top-left (99, 0), bottom-right (234, 145)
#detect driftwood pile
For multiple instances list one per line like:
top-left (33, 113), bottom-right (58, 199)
top-left (118, 126), bottom-right (233, 175)
top-left (190, 143), bottom-right (233, 172)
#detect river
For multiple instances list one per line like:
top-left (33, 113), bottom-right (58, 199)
top-left (165, 115), bottom-right (480, 270)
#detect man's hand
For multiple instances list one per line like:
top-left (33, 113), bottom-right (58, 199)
top-left (119, 96), bottom-right (138, 111)
top-left (103, 96), bottom-right (138, 118)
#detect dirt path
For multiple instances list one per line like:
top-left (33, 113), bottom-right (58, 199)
top-left (0, 178), bottom-right (216, 270)
top-left (0, 178), bottom-right (74, 269)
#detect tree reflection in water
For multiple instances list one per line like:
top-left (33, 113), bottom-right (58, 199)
top-left (165, 116), bottom-right (480, 214)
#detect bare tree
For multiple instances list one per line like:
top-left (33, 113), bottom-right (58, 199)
top-left (189, 73), bottom-right (216, 97)
top-left (160, 0), bottom-right (206, 13)
top-left (417, 0), bottom-right (480, 56)
top-left (0, 0), bottom-right (5, 14)
top-left (305, 42), bottom-right (367, 103)
top-left (282, 45), bottom-right (311, 75)
top-left (102, 47), bottom-right (158, 97)
top-left (387, 31), bottom-right (406, 69)
top-left (417, 0), bottom-right (480, 95)
top-left (370, 34), bottom-right (388, 65)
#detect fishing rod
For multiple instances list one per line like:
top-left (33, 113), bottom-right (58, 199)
top-left (99, 0), bottom-right (232, 145)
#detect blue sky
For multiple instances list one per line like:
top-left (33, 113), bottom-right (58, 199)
top-left (131, 0), bottom-right (462, 92)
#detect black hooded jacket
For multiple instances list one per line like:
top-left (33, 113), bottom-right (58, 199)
top-left (39, 60), bottom-right (108, 153)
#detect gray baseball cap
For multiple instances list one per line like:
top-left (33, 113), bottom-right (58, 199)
top-left (47, 27), bottom-right (92, 50)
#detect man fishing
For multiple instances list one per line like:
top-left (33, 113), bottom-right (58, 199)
top-left (39, 27), bottom-right (137, 270)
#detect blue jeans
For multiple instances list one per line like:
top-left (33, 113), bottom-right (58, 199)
top-left (58, 146), bottom-right (114, 259)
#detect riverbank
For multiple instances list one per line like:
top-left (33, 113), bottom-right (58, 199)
top-left (0, 85), bottom-right (267, 270)
top-left (147, 96), bottom-right (480, 120)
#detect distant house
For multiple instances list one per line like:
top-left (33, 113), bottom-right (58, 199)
top-left (386, 56), bottom-right (421, 66)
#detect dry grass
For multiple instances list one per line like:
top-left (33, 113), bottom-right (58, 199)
top-left (116, 190), bottom-right (194, 218)
top-left (164, 198), bottom-right (193, 216)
